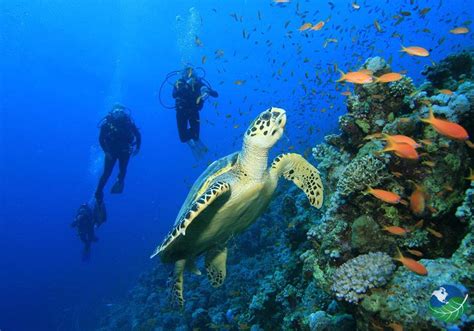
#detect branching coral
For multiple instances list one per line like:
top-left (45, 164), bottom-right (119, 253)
top-left (331, 252), bottom-right (395, 303)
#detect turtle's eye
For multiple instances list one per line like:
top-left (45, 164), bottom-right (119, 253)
top-left (261, 112), bottom-right (271, 121)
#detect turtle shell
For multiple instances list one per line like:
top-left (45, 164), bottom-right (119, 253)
top-left (174, 152), bottom-right (239, 227)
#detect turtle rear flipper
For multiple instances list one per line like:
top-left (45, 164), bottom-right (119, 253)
top-left (172, 259), bottom-right (186, 307)
top-left (270, 153), bottom-right (324, 208)
top-left (205, 246), bottom-right (227, 287)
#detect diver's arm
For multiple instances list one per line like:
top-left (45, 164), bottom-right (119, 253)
top-left (172, 80), bottom-right (186, 99)
top-left (99, 127), bottom-right (109, 151)
top-left (133, 125), bottom-right (141, 154)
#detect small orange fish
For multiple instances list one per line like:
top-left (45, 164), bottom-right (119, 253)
top-left (401, 45), bottom-right (429, 57)
top-left (375, 72), bottom-right (403, 83)
top-left (336, 70), bottom-right (373, 84)
top-left (465, 140), bottom-right (474, 149)
top-left (421, 108), bottom-right (469, 140)
top-left (341, 91), bottom-right (352, 96)
top-left (419, 139), bottom-right (432, 146)
top-left (358, 69), bottom-right (373, 75)
top-left (422, 160), bottom-right (435, 167)
top-left (392, 171), bottom-right (403, 178)
top-left (439, 89), bottom-right (453, 95)
top-left (450, 27), bottom-right (469, 34)
top-left (383, 226), bottom-right (409, 235)
top-left (374, 20), bottom-right (383, 32)
top-left (466, 168), bottom-right (474, 181)
top-left (299, 23), bottom-right (312, 31)
top-left (407, 249), bottom-right (423, 257)
top-left (234, 80), bottom-right (246, 85)
top-left (388, 322), bottom-right (404, 331)
top-left (410, 184), bottom-right (426, 216)
top-left (382, 134), bottom-right (419, 148)
top-left (414, 219), bottom-right (424, 228)
top-left (311, 21), bottom-right (325, 31)
top-left (381, 141), bottom-right (419, 160)
top-left (426, 227), bottom-right (443, 238)
top-left (394, 248), bottom-right (428, 275)
top-left (366, 188), bottom-right (402, 204)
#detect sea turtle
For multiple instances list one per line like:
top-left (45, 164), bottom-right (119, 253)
top-left (151, 107), bottom-right (324, 306)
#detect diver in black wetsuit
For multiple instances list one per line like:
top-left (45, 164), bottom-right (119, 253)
top-left (95, 104), bottom-right (141, 203)
top-left (71, 200), bottom-right (106, 261)
top-left (172, 66), bottom-right (218, 158)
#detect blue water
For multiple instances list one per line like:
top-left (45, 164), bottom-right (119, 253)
top-left (0, 0), bottom-right (471, 330)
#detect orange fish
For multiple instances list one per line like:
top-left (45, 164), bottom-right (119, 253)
top-left (439, 89), bottom-right (453, 95)
top-left (366, 188), bottom-right (402, 204)
top-left (450, 27), bottom-right (469, 34)
top-left (311, 21), bottom-right (325, 31)
top-left (414, 219), bottom-right (424, 228)
top-left (465, 140), bottom-right (474, 149)
top-left (407, 249), bottom-right (423, 257)
top-left (234, 80), bottom-right (246, 85)
top-left (388, 323), bottom-right (403, 331)
top-left (336, 70), bottom-right (373, 84)
top-left (381, 141), bottom-right (419, 160)
top-left (394, 248), bottom-right (428, 275)
top-left (419, 139), bottom-right (432, 146)
top-left (358, 69), bottom-right (373, 75)
top-left (383, 226), bottom-right (409, 235)
top-left (382, 134), bottom-right (419, 148)
top-left (401, 45), bottom-right (429, 57)
top-left (410, 184), bottom-right (426, 216)
top-left (341, 91), bottom-right (352, 96)
top-left (420, 108), bottom-right (469, 140)
top-left (299, 23), bottom-right (312, 31)
top-left (426, 227), bottom-right (443, 238)
top-left (467, 168), bottom-right (474, 181)
top-left (375, 73), bottom-right (403, 83)
top-left (374, 20), bottom-right (383, 32)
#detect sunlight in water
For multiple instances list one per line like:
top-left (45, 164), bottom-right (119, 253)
top-left (88, 144), bottom-right (104, 178)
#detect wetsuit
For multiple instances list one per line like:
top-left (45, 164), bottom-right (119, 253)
top-left (95, 112), bottom-right (141, 202)
top-left (172, 78), bottom-right (218, 142)
top-left (71, 204), bottom-right (98, 261)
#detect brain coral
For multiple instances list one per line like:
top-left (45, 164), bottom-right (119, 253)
top-left (332, 252), bottom-right (395, 303)
top-left (336, 154), bottom-right (387, 196)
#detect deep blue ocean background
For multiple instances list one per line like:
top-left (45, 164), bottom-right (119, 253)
top-left (0, 0), bottom-right (471, 330)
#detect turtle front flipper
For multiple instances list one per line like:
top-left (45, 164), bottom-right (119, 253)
top-left (150, 181), bottom-right (231, 258)
top-left (205, 246), bottom-right (228, 287)
top-left (270, 153), bottom-right (324, 208)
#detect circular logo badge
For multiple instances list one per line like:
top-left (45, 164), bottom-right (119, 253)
top-left (429, 284), bottom-right (468, 323)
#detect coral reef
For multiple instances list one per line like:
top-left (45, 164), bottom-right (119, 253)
top-left (99, 51), bottom-right (474, 331)
top-left (331, 252), bottom-right (395, 303)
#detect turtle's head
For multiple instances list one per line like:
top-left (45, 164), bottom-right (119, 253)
top-left (244, 107), bottom-right (287, 149)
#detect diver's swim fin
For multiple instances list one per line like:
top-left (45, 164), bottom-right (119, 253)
top-left (111, 180), bottom-right (124, 194)
top-left (187, 140), bottom-right (203, 160)
top-left (195, 139), bottom-right (209, 154)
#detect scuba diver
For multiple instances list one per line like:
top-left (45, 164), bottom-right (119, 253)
top-left (95, 104), bottom-right (141, 203)
top-left (71, 199), bottom-right (106, 261)
top-left (159, 65), bottom-right (218, 159)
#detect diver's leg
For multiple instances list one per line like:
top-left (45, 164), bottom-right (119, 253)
top-left (95, 154), bottom-right (117, 202)
top-left (176, 110), bottom-right (190, 142)
top-left (111, 151), bottom-right (130, 194)
top-left (190, 112), bottom-right (208, 154)
top-left (189, 111), bottom-right (200, 141)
